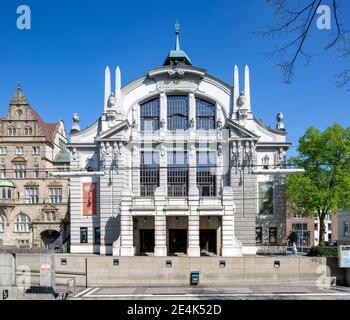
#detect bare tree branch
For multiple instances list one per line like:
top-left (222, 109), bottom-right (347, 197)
top-left (259, 0), bottom-right (349, 89)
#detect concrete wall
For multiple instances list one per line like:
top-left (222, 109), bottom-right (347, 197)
top-left (0, 253), bottom-right (15, 286)
top-left (50, 254), bottom-right (329, 287)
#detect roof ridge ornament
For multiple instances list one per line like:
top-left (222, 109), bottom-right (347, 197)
top-left (175, 18), bottom-right (181, 51)
top-left (163, 20), bottom-right (192, 66)
top-left (10, 80), bottom-right (29, 105)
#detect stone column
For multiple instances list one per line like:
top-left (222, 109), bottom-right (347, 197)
top-left (187, 214), bottom-right (200, 257)
top-left (189, 92), bottom-right (196, 130)
top-left (154, 214), bottom-right (167, 256)
top-left (221, 187), bottom-right (242, 257)
top-left (132, 145), bottom-right (140, 196)
top-left (160, 92), bottom-right (167, 131)
top-left (119, 189), bottom-right (135, 256)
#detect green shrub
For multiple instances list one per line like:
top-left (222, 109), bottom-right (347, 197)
top-left (307, 246), bottom-right (338, 257)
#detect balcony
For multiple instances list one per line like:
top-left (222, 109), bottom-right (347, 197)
top-left (167, 185), bottom-right (188, 197)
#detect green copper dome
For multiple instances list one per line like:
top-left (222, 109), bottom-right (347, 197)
top-left (53, 149), bottom-right (70, 163)
top-left (0, 180), bottom-right (16, 188)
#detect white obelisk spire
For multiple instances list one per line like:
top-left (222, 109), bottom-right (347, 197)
top-left (233, 65), bottom-right (239, 114)
top-left (104, 66), bottom-right (111, 111)
top-left (115, 66), bottom-right (121, 107)
top-left (244, 64), bottom-right (251, 112)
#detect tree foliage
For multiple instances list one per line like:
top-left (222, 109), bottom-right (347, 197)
top-left (287, 124), bottom-right (350, 245)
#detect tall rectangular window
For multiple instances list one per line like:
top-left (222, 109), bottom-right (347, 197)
top-left (196, 98), bottom-right (216, 130)
top-left (94, 227), bottom-right (101, 244)
top-left (140, 98), bottom-right (160, 131)
top-left (167, 151), bottom-right (188, 197)
top-left (34, 165), bottom-right (39, 178)
top-left (344, 222), bottom-right (349, 237)
top-left (49, 188), bottom-right (62, 204)
top-left (140, 151), bottom-right (159, 197)
top-left (0, 165), bottom-right (6, 179)
top-left (258, 182), bottom-right (274, 214)
top-left (256, 227), bottom-right (262, 244)
top-left (14, 163), bottom-right (26, 179)
top-left (269, 227), bottom-right (277, 244)
top-left (196, 151), bottom-right (216, 196)
top-left (167, 95), bottom-right (189, 130)
top-left (80, 227), bottom-right (88, 244)
top-left (0, 147), bottom-right (7, 155)
top-left (25, 188), bottom-right (39, 204)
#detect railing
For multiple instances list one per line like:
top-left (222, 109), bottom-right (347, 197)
top-left (0, 198), bottom-right (15, 205)
top-left (168, 185), bottom-right (188, 197)
top-left (140, 185), bottom-right (157, 197)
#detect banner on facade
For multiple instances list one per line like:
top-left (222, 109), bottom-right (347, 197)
top-left (83, 182), bottom-right (97, 216)
top-left (339, 245), bottom-right (350, 268)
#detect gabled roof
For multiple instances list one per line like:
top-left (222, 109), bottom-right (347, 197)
top-left (8, 82), bottom-right (60, 142)
top-left (226, 119), bottom-right (260, 140)
top-left (95, 120), bottom-right (131, 141)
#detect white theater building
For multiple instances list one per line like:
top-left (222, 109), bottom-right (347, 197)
top-left (66, 24), bottom-right (291, 257)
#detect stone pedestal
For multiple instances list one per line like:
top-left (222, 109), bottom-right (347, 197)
top-left (221, 187), bottom-right (242, 257)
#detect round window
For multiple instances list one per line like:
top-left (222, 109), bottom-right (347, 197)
top-left (16, 109), bottom-right (23, 117)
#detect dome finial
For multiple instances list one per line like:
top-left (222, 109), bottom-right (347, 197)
top-left (175, 18), bottom-right (181, 51)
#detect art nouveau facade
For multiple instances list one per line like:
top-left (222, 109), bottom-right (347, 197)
top-left (68, 27), bottom-right (290, 256)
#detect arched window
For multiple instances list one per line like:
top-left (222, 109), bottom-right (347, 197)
top-left (167, 95), bottom-right (189, 130)
top-left (140, 98), bottom-right (160, 131)
top-left (8, 127), bottom-right (16, 136)
top-left (15, 213), bottom-right (31, 233)
top-left (196, 98), bottom-right (216, 130)
top-left (0, 215), bottom-right (5, 233)
top-left (24, 126), bottom-right (33, 136)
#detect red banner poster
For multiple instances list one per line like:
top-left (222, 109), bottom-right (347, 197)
top-left (83, 182), bottom-right (97, 216)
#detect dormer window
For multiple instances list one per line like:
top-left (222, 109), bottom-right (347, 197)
top-left (24, 126), bottom-right (33, 136)
top-left (8, 127), bottom-right (16, 136)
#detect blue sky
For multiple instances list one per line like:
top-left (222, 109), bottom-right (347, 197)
top-left (0, 0), bottom-right (349, 156)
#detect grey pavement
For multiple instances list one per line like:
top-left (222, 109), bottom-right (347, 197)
top-left (67, 285), bottom-right (350, 300)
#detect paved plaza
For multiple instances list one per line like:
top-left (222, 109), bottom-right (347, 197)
top-left (69, 285), bottom-right (350, 300)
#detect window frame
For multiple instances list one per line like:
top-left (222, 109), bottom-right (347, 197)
top-left (140, 98), bottom-right (160, 132)
top-left (196, 98), bottom-right (216, 130)
top-left (15, 213), bottom-right (31, 233)
top-left (167, 95), bottom-right (189, 131)
top-left (80, 227), bottom-right (88, 244)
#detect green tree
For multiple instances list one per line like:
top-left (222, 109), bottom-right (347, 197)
top-left (287, 124), bottom-right (350, 246)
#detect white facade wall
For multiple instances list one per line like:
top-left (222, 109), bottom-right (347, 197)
top-left (68, 64), bottom-right (290, 257)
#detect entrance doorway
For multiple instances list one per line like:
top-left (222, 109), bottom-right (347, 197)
top-left (169, 229), bottom-right (187, 255)
top-left (140, 229), bottom-right (155, 253)
top-left (40, 230), bottom-right (61, 249)
top-left (200, 229), bottom-right (217, 255)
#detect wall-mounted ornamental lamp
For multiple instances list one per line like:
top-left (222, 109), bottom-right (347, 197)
top-left (274, 261), bottom-right (280, 268)
top-left (219, 260), bottom-right (226, 268)
top-left (113, 259), bottom-right (119, 266)
top-left (166, 260), bottom-right (172, 268)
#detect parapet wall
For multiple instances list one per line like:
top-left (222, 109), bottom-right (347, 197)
top-left (14, 255), bottom-right (330, 287)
